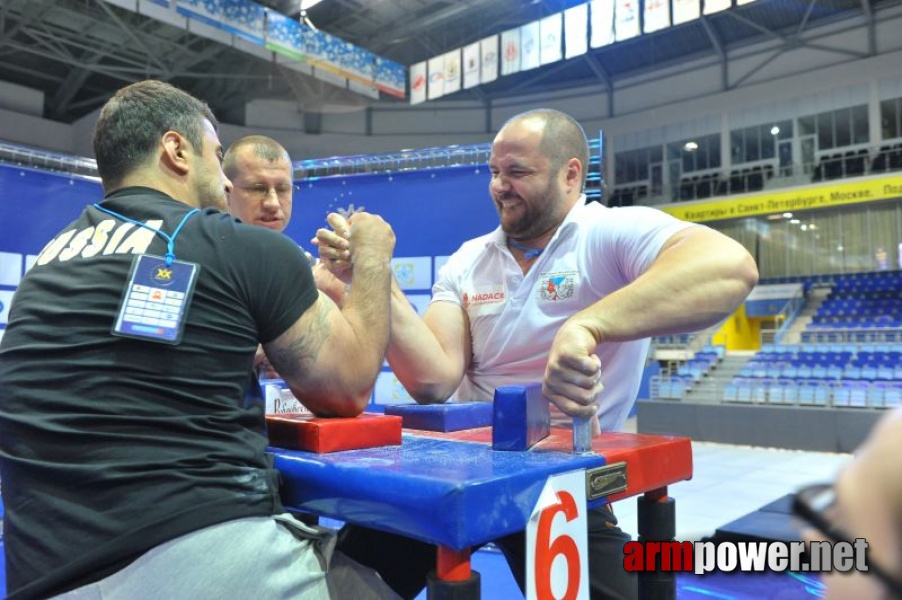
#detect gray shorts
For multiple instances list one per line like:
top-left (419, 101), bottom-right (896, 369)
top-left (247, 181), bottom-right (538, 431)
top-left (53, 514), bottom-right (400, 600)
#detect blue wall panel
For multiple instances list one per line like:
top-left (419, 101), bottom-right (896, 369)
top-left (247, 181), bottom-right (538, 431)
top-left (285, 165), bottom-right (498, 258)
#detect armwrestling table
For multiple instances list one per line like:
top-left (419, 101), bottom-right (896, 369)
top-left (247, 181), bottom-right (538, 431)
top-left (271, 424), bottom-right (691, 600)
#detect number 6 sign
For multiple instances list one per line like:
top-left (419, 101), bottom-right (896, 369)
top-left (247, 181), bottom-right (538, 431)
top-left (526, 469), bottom-right (589, 600)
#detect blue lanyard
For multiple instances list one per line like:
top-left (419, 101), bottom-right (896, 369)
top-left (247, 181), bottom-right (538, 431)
top-left (93, 203), bottom-right (199, 266)
top-left (508, 239), bottom-right (544, 259)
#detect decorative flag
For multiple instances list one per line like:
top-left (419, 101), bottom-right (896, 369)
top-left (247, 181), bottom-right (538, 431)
top-left (519, 21), bottom-right (540, 71)
top-left (539, 13), bottom-right (563, 65)
top-left (614, 0), bottom-right (640, 41)
top-left (427, 55), bottom-right (445, 100)
top-left (481, 35), bottom-right (499, 83)
top-left (442, 49), bottom-right (462, 96)
top-left (564, 3), bottom-right (589, 59)
top-left (463, 42), bottom-right (481, 89)
top-left (410, 61), bottom-right (427, 104)
top-left (643, 0), bottom-right (671, 33)
top-left (704, 0), bottom-right (731, 15)
top-left (672, 0), bottom-right (700, 24)
top-left (590, 0), bottom-right (615, 48)
top-left (500, 28), bottom-right (521, 75)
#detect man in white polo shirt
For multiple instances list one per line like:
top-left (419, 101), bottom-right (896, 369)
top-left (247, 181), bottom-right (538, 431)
top-left (317, 108), bottom-right (759, 599)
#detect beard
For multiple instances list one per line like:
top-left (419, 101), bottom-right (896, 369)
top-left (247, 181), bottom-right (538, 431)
top-left (194, 171), bottom-right (227, 212)
top-left (496, 178), bottom-right (567, 242)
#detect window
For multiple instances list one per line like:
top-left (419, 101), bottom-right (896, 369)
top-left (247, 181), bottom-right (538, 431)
top-left (613, 146), bottom-right (662, 184)
top-left (805, 105), bottom-right (869, 151)
top-left (880, 98), bottom-right (900, 140)
top-left (730, 122), bottom-right (791, 165)
top-left (668, 133), bottom-right (720, 174)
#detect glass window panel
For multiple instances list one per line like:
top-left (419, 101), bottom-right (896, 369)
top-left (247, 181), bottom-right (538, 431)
top-left (881, 99), bottom-right (898, 140)
top-left (731, 131), bottom-right (744, 163)
top-left (709, 135), bottom-right (721, 168)
top-left (637, 151), bottom-right (650, 181)
top-left (683, 149), bottom-right (694, 172)
top-left (650, 146), bottom-right (663, 163)
top-left (761, 125), bottom-right (775, 160)
top-left (835, 107), bottom-right (851, 148)
top-left (799, 115), bottom-right (816, 137)
top-left (777, 120), bottom-right (793, 140)
top-left (817, 112), bottom-right (833, 150)
top-left (745, 127), bottom-right (759, 162)
top-left (852, 105), bottom-right (869, 145)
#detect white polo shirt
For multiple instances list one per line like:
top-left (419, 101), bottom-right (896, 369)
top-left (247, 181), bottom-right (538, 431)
top-left (431, 197), bottom-right (693, 432)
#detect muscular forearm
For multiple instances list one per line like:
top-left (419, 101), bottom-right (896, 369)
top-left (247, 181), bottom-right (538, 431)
top-left (335, 257), bottom-right (393, 399)
top-left (385, 278), bottom-right (467, 403)
top-left (573, 227), bottom-right (758, 343)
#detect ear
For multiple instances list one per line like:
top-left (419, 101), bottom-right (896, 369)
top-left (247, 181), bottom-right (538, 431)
top-left (161, 130), bottom-right (191, 177)
top-left (564, 157), bottom-right (582, 191)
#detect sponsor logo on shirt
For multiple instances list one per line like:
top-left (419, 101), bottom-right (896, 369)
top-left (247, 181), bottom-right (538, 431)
top-left (462, 285), bottom-right (506, 310)
top-left (539, 272), bottom-right (576, 302)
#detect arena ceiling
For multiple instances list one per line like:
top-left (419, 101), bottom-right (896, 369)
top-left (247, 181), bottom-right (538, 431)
top-left (0, 0), bottom-right (892, 124)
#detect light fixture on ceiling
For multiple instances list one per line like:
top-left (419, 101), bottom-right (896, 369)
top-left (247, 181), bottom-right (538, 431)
top-left (683, 141), bottom-right (698, 151)
top-left (299, 0), bottom-right (322, 30)
top-left (770, 126), bottom-right (780, 136)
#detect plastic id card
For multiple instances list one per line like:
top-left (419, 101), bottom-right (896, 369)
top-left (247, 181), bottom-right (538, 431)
top-left (113, 254), bottom-right (199, 344)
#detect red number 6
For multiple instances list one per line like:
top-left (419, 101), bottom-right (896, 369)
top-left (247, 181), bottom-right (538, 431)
top-left (535, 490), bottom-right (581, 600)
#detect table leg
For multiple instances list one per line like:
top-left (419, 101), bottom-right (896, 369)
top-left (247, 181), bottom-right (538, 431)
top-left (426, 546), bottom-right (481, 600)
top-left (637, 487), bottom-right (676, 600)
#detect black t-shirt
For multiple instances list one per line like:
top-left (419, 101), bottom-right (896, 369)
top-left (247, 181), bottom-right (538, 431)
top-left (0, 187), bottom-right (318, 599)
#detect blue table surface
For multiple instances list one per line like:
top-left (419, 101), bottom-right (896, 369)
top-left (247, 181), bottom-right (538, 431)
top-left (272, 433), bottom-right (606, 549)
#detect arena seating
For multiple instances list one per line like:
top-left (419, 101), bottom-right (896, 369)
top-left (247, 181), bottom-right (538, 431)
top-left (653, 344), bottom-right (726, 400)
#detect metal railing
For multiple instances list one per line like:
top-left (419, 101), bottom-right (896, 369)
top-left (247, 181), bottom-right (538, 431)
top-left (0, 141), bottom-right (98, 178)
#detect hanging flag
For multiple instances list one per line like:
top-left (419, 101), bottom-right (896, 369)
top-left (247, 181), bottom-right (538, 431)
top-left (410, 61), bottom-right (427, 105)
top-left (463, 42), bottom-right (481, 89)
top-left (500, 28), bottom-right (521, 75)
top-left (704, 0), bottom-right (730, 15)
top-left (590, 0), bottom-right (615, 48)
top-left (519, 21), bottom-right (540, 71)
top-left (539, 13), bottom-right (563, 65)
top-left (564, 3), bottom-right (589, 59)
top-left (614, 0), bottom-right (640, 41)
top-left (481, 35), bottom-right (499, 83)
top-left (643, 0), bottom-right (671, 33)
top-left (443, 49), bottom-right (462, 96)
top-left (672, 0), bottom-right (700, 24)
top-left (427, 56), bottom-right (445, 100)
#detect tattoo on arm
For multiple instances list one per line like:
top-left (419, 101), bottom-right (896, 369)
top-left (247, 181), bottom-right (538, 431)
top-left (267, 297), bottom-right (334, 381)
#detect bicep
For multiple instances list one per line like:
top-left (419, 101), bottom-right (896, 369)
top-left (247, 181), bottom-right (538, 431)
top-left (262, 292), bottom-right (352, 405)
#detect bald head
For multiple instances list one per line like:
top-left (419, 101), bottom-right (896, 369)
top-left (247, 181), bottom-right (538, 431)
top-left (223, 135), bottom-right (291, 180)
top-left (500, 109), bottom-right (590, 190)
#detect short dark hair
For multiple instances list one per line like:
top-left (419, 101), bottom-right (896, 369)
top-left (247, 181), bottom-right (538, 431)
top-left (222, 135), bottom-right (292, 180)
top-left (505, 109), bottom-right (590, 190)
top-left (93, 80), bottom-right (217, 188)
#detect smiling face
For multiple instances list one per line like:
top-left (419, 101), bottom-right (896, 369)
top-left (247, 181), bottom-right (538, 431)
top-left (225, 146), bottom-right (294, 232)
top-left (487, 115), bottom-right (582, 245)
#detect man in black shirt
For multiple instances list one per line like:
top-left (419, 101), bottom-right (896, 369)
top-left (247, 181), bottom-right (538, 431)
top-left (0, 80), bottom-right (398, 600)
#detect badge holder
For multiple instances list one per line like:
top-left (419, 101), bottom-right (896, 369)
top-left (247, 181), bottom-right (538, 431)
top-left (112, 254), bottom-right (199, 344)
